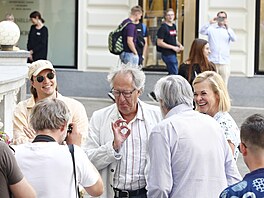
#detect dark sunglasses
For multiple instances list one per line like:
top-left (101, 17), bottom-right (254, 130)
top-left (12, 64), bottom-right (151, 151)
top-left (36, 72), bottom-right (55, 83)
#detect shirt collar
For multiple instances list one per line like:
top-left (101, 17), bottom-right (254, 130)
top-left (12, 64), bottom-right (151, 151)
top-left (165, 104), bottom-right (192, 119)
top-left (115, 100), bottom-right (144, 123)
top-left (216, 24), bottom-right (227, 29)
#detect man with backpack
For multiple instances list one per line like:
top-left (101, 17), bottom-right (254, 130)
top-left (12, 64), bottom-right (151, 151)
top-left (156, 8), bottom-right (184, 75)
top-left (119, 5), bottom-right (143, 66)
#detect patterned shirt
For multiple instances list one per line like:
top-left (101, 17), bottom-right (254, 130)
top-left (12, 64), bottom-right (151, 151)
top-left (214, 111), bottom-right (240, 161)
top-left (220, 168), bottom-right (264, 197)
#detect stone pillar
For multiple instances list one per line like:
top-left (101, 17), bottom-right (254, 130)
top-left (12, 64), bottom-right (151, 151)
top-left (0, 50), bottom-right (29, 138)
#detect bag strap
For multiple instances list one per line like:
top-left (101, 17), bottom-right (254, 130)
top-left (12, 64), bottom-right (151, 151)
top-left (120, 21), bottom-right (132, 30)
top-left (68, 144), bottom-right (80, 198)
top-left (142, 23), bottom-right (147, 37)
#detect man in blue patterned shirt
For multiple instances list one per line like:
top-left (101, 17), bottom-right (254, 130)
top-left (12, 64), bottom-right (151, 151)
top-left (219, 114), bottom-right (264, 197)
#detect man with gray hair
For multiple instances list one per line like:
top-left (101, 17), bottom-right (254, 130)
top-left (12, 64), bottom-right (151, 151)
top-left (84, 66), bottom-right (161, 197)
top-left (14, 98), bottom-right (103, 198)
top-left (147, 75), bottom-right (241, 197)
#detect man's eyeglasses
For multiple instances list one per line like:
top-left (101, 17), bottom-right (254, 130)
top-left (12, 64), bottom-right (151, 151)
top-left (35, 72), bottom-right (55, 83)
top-left (111, 88), bottom-right (136, 98)
top-left (238, 142), bottom-right (247, 153)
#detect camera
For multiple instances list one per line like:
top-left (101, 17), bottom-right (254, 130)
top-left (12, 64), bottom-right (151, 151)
top-left (217, 17), bottom-right (225, 22)
top-left (67, 124), bottom-right (73, 133)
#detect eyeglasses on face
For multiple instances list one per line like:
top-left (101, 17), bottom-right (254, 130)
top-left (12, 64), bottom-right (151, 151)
top-left (111, 88), bottom-right (136, 98)
top-left (36, 72), bottom-right (55, 83)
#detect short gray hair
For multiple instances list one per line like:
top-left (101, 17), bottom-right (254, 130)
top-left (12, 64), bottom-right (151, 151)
top-left (30, 99), bottom-right (70, 131)
top-left (154, 75), bottom-right (193, 110)
top-left (107, 66), bottom-right (145, 92)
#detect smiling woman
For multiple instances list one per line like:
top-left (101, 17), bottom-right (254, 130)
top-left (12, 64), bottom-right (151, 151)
top-left (193, 71), bottom-right (240, 161)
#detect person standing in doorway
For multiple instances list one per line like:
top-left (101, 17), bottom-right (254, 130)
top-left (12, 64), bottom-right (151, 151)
top-left (200, 11), bottom-right (236, 85)
top-left (148, 8), bottom-right (184, 102)
top-left (27, 11), bottom-right (48, 63)
top-left (156, 8), bottom-right (184, 75)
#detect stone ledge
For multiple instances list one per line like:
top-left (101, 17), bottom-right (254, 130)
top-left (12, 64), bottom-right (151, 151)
top-left (0, 50), bottom-right (29, 58)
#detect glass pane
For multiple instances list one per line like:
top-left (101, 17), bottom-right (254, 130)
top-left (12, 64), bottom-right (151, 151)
top-left (259, 1), bottom-right (264, 72)
top-left (0, 0), bottom-right (76, 67)
top-left (141, 0), bottom-right (184, 71)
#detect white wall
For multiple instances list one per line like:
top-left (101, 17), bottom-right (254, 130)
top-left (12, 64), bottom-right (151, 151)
top-left (78, 0), bottom-right (137, 71)
top-left (199, 0), bottom-right (256, 77)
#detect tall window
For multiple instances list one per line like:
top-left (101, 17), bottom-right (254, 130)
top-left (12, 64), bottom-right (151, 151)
top-left (259, 0), bottom-right (264, 73)
top-left (0, 0), bottom-right (76, 68)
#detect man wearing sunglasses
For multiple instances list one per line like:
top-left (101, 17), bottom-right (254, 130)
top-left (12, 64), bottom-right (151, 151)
top-left (220, 114), bottom-right (264, 197)
top-left (83, 66), bottom-right (161, 198)
top-left (200, 11), bottom-right (236, 86)
top-left (12, 60), bottom-right (88, 145)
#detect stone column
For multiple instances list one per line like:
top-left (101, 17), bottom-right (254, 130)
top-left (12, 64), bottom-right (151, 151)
top-left (0, 50), bottom-right (29, 138)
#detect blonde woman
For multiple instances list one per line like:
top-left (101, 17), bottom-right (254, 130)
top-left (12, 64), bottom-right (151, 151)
top-left (193, 71), bottom-right (240, 161)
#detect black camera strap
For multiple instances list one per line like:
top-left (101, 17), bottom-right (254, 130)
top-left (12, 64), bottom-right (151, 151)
top-left (32, 135), bottom-right (56, 142)
top-left (68, 144), bottom-right (80, 198)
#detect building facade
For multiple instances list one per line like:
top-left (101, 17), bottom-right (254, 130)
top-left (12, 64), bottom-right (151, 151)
top-left (0, 0), bottom-right (263, 76)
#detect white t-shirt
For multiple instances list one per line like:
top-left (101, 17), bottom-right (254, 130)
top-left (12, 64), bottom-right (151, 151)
top-left (14, 142), bottom-right (98, 198)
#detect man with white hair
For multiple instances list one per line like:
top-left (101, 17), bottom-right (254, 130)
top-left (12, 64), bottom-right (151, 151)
top-left (84, 66), bottom-right (161, 197)
top-left (147, 75), bottom-right (241, 197)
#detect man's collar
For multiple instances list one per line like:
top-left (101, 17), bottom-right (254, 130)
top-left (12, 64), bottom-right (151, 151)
top-left (165, 104), bottom-right (192, 119)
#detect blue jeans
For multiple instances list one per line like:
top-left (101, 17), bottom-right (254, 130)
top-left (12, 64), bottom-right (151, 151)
top-left (120, 52), bottom-right (139, 66)
top-left (162, 54), bottom-right (178, 75)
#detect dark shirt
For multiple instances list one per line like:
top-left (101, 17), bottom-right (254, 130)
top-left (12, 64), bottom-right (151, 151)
top-left (135, 23), bottom-right (148, 55)
top-left (27, 25), bottom-right (48, 62)
top-left (219, 168), bottom-right (264, 198)
top-left (0, 142), bottom-right (23, 197)
top-left (121, 18), bottom-right (136, 52)
top-left (157, 23), bottom-right (177, 55)
top-left (179, 63), bottom-right (202, 85)
top-left (179, 63), bottom-right (216, 85)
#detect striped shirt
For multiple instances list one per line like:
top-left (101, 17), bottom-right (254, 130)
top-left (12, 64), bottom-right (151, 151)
top-left (113, 106), bottom-right (148, 190)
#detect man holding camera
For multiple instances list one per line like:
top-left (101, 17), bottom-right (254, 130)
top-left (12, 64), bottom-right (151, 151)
top-left (200, 11), bottom-right (236, 85)
top-left (13, 98), bottom-right (103, 197)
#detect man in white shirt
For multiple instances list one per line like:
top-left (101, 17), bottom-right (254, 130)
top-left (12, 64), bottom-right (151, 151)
top-left (84, 66), bottom-right (161, 197)
top-left (147, 75), bottom-right (242, 198)
top-left (200, 11), bottom-right (236, 85)
top-left (14, 98), bottom-right (103, 198)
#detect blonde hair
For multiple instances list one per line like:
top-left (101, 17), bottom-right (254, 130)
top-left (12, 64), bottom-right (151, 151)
top-left (131, 5), bottom-right (143, 15)
top-left (193, 71), bottom-right (231, 112)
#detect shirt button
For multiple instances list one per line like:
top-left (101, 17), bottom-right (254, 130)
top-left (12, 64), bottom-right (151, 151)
top-left (111, 169), bottom-right (114, 172)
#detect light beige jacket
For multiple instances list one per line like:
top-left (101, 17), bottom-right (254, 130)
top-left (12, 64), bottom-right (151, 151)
top-left (12, 92), bottom-right (88, 145)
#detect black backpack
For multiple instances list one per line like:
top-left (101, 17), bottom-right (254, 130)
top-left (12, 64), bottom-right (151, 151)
top-left (136, 23), bottom-right (147, 48)
top-left (108, 21), bottom-right (131, 55)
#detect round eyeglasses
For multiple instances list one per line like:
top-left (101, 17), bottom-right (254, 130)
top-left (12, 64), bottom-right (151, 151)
top-left (36, 72), bottom-right (55, 83)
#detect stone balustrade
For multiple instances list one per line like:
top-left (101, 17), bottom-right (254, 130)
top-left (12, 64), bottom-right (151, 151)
top-left (0, 50), bottom-right (29, 139)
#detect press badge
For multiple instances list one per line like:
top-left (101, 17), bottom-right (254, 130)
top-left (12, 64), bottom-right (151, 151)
top-left (37, 32), bottom-right (41, 35)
